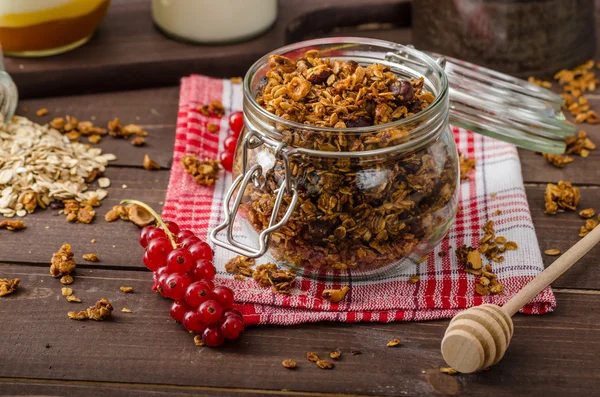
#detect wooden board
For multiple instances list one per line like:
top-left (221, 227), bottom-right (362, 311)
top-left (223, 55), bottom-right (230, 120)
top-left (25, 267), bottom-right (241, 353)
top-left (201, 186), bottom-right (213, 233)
top-left (1, 264), bottom-right (599, 397)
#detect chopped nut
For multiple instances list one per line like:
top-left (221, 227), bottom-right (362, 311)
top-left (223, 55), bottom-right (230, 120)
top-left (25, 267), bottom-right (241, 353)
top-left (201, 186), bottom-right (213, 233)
top-left (408, 275), bottom-right (420, 284)
top-left (120, 286), bottom-right (133, 293)
top-left (36, 108), bottom-right (49, 117)
top-left (121, 308), bottom-right (132, 313)
top-left (322, 286), bottom-right (350, 302)
top-left (131, 136), bottom-right (145, 146)
top-left (225, 255), bottom-right (254, 279)
top-left (329, 350), bottom-right (342, 360)
top-left (316, 359), bottom-right (334, 369)
top-left (194, 335), bottom-right (205, 346)
top-left (386, 338), bottom-right (401, 347)
top-left (60, 275), bottom-right (74, 285)
top-left (82, 253), bottom-right (99, 262)
top-left (0, 278), bottom-right (20, 297)
top-left (544, 249), bottom-right (561, 256)
top-left (306, 352), bottom-right (319, 362)
top-left (579, 208), bottom-right (595, 219)
top-left (459, 153), bottom-right (476, 180)
top-left (61, 287), bottom-right (73, 296)
top-left (0, 220), bottom-right (26, 231)
top-left (50, 243), bottom-right (76, 278)
top-left (66, 295), bottom-right (81, 303)
top-left (253, 263), bottom-right (296, 294)
top-left (440, 367), bottom-right (459, 375)
top-left (282, 359), bottom-right (297, 369)
top-left (143, 154), bottom-right (160, 170)
top-left (181, 154), bottom-right (221, 186)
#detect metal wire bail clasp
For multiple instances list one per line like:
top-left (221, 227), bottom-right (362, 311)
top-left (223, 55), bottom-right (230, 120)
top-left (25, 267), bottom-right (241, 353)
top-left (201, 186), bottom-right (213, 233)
top-left (210, 130), bottom-right (299, 258)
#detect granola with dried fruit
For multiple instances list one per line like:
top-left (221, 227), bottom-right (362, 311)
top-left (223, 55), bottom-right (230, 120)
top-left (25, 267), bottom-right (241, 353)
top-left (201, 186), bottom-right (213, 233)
top-left (459, 153), bottom-right (475, 180)
top-left (544, 181), bottom-right (580, 214)
top-left (181, 154), bottom-right (222, 186)
top-left (253, 263), bottom-right (295, 294)
top-left (50, 243), bottom-right (76, 278)
top-left (321, 286), bottom-right (350, 302)
top-left (241, 50), bottom-right (457, 272)
top-left (0, 278), bottom-right (20, 297)
top-left (224, 255), bottom-right (255, 280)
top-left (0, 220), bottom-right (25, 231)
top-left (68, 298), bottom-right (113, 321)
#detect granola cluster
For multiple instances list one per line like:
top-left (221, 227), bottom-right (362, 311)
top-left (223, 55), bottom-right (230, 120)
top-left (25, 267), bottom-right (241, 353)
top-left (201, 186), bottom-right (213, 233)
top-left (224, 255), bottom-right (255, 280)
top-left (181, 154), bottom-right (222, 186)
top-left (555, 60), bottom-right (599, 124)
top-left (62, 198), bottom-right (99, 224)
top-left (458, 153), bottom-right (475, 180)
top-left (544, 181), bottom-right (580, 214)
top-left (68, 298), bottom-right (113, 321)
top-left (253, 263), bottom-right (296, 294)
top-left (0, 220), bottom-right (25, 231)
top-left (0, 278), bottom-right (20, 297)
top-left (50, 243), bottom-right (76, 278)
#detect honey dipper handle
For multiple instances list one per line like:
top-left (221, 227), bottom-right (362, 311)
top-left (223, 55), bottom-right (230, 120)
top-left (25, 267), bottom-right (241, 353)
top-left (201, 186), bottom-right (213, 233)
top-left (503, 224), bottom-right (600, 317)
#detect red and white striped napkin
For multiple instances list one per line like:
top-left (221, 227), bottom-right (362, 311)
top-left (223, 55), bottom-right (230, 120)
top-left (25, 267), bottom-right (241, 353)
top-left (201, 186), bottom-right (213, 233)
top-left (163, 75), bottom-right (556, 326)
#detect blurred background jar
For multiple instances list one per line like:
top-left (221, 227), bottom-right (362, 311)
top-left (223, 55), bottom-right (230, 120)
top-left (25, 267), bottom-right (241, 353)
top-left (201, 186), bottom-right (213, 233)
top-left (0, 0), bottom-right (110, 57)
top-left (152, 0), bottom-right (278, 44)
top-left (412, 0), bottom-right (596, 78)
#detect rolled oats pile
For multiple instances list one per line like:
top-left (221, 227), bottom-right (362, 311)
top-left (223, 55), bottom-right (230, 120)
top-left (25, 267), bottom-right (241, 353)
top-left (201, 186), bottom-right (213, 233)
top-left (0, 116), bottom-right (116, 219)
top-left (242, 51), bottom-right (458, 271)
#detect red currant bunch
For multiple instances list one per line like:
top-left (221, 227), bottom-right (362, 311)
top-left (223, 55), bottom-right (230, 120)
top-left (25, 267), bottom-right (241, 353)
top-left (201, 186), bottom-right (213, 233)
top-left (219, 111), bottom-right (244, 172)
top-left (140, 220), bottom-right (244, 347)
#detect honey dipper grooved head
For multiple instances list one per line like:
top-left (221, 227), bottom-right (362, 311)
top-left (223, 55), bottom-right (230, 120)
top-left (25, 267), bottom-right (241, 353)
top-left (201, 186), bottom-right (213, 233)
top-left (441, 304), bottom-right (514, 373)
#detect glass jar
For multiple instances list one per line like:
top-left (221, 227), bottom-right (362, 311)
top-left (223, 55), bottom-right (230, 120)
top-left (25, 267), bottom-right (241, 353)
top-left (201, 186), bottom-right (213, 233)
top-left (210, 37), bottom-right (575, 279)
top-left (152, 0), bottom-right (277, 44)
top-left (0, 0), bottom-right (110, 57)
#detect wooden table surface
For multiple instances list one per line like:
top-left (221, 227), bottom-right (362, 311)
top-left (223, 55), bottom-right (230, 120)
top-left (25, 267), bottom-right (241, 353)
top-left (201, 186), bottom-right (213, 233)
top-left (2, 1), bottom-right (600, 396)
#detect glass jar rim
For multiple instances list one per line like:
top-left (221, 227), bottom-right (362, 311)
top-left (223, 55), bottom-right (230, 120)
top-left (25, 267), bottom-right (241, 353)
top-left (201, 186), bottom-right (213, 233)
top-left (242, 37), bottom-right (449, 137)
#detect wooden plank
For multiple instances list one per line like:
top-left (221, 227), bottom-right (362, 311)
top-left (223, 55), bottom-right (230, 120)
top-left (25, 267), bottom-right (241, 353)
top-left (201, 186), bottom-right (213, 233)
top-left (5, 0), bottom-right (410, 99)
top-left (0, 264), bottom-right (599, 396)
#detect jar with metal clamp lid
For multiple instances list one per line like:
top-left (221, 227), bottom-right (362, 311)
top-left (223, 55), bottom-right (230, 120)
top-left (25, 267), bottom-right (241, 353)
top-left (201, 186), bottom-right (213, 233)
top-left (210, 37), bottom-right (575, 279)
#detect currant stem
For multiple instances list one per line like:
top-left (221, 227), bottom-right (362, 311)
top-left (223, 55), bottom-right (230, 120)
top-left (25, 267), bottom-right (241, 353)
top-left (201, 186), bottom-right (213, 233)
top-left (121, 199), bottom-right (177, 249)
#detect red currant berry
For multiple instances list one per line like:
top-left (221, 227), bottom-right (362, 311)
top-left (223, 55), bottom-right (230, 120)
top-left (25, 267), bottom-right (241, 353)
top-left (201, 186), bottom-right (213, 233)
top-left (219, 315), bottom-right (244, 339)
top-left (183, 310), bottom-right (207, 334)
top-left (164, 221), bottom-right (180, 236)
top-left (176, 229), bottom-right (195, 243)
top-left (166, 248), bottom-right (195, 274)
top-left (164, 273), bottom-right (191, 300)
top-left (202, 325), bottom-right (225, 347)
top-left (219, 150), bottom-right (234, 172)
top-left (212, 286), bottom-right (234, 310)
top-left (170, 300), bottom-right (191, 323)
top-left (146, 238), bottom-right (173, 268)
top-left (147, 228), bottom-right (166, 242)
top-left (198, 300), bottom-right (223, 324)
top-left (188, 241), bottom-right (213, 261)
top-left (143, 249), bottom-right (162, 272)
top-left (181, 236), bottom-right (201, 250)
top-left (189, 259), bottom-right (216, 281)
top-left (185, 280), bottom-right (213, 308)
top-left (157, 272), bottom-right (170, 296)
top-left (223, 308), bottom-right (243, 320)
top-left (139, 225), bottom-right (156, 248)
top-left (223, 135), bottom-right (238, 152)
top-left (228, 111), bottom-right (244, 136)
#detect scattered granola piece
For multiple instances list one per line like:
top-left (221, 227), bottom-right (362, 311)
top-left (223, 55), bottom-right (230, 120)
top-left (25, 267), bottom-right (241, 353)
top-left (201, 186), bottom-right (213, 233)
top-left (82, 253), bottom-right (99, 262)
top-left (306, 352), bottom-right (319, 362)
top-left (440, 367), bottom-right (459, 376)
top-left (207, 123), bottom-right (219, 133)
top-left (316, 359), bottom-right (334, 369)
top-left (62, 200), bottom-right (96, 224)
top-left (60, 275), bottom-right (74, 285)
top-left (329, 350), bottom-right (342, 360)
top-left (408, 275), bottom-right (420, 284)
top-left (459, 153), bottom-right (476, 181)
top-left (50, 243), bottom-right (76, 278)
top-left (143, 154), bottom-right (160, 170)
top-left (91, 239), bottom-right (97, 244)
top-left (121, 308), bottom-right (132, 313)
top-left (123, 124), bottom-right (148, 137)
top-left (0, 220), bottom-right (26, 231)
top-left (566, 131), bottom-right (596, 156)
top-left (0, 278), bottom-right (20, 297)
top-left (181, 154), bottom-right (222, 186)
top-left (544, 249), bottom-right (561, 256)
top-left (282, 359), bottom-right (297, 369)
top-left (579, 218), bottom-right (599, 237)
top-left (322, 286), bottom-right (350, 302)
top-left (61, 287), bottom-right (73, 296)
top-left (84, 298), bottom-right (113, 320)
top-left (494, 209), bottom-right (502, 216)
top-left (504, 241), bottom-right (518, 250)
top-left (224, 255), bottom-right (255, 279)
top-left (542, 153), bottom-right (573, 168)
top-left (66, 295), bottom-right (81, 303)
top-left (131, 136), bottom-right (145, 146)
top-left (88, 134), bottom-right (102, 144)
top-left (527, 77), bottom-right (552, 88)
top-left (36, 108), bottom-right (49, 117)
top-left (579, 208), bottom-right (595, 219)
top-left (208, 100), bottom-right (225, 117)
top-left (120, 286), bottom-right (133, 293)
top-left (194, 335), bottom-right (205, 346)
top-left (386, 338), bottom-right (401, 347)
top-left (253, 263), bottom-right (296, 294)
top-left (544, 181), bottom-right (580, 214)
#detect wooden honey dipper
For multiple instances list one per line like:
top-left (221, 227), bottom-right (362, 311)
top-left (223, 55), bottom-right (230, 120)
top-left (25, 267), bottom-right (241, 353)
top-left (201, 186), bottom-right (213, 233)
top-left (441, 224), bottom-right (600, 373)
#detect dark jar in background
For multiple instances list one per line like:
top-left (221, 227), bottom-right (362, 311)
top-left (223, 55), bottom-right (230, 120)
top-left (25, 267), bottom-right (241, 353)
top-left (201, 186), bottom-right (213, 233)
top-left (412, 0), bottom-right (596, 78)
